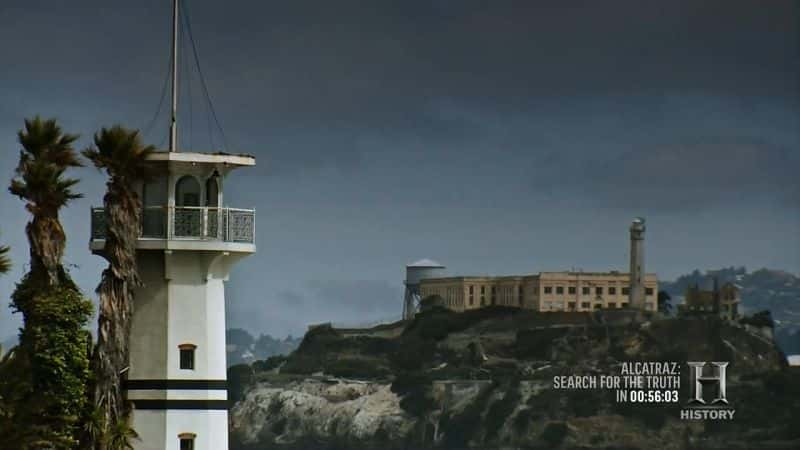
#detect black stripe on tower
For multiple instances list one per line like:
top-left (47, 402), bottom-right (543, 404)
top-left (124, 379), bottom-right (228, 390)
top-left (131, 400), bottom-right (229, 410)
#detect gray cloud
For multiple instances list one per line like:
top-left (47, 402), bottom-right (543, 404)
top-left (531, 137), bottom-right (800, 211)
top-left (1, 0), bottom-right (798, 339)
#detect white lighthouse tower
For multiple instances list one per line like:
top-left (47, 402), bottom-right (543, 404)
top-left (90, 2), bottom-right (255, 449)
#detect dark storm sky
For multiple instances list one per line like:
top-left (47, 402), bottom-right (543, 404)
top-left (1, 1), bottom-right (798, 338)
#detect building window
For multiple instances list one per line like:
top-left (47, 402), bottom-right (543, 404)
top-left (175, 175), bottom-right (201, 207)
top-left (609, 287), bottom-right (616, 295)
top-left (646, 287), bottom-right (654, 296)
top-left (621, 302), bottom-right (628, 307)
top-left (469, 296), bottom-right (474, 306)
top-left (205, 174), bottom-right (220, 207)
top-left (594, 303), bottom-right (603, 309)
top-left (608, 302), bottom-right (616, 308)
top-left (556, 286), bottom-right (564, 295)
top-left (568, 286), bottom-right (576, 295)
top-left (595, 287), bottom-right (603, 295)
top-left (568, 302), bottom-right (576, 311)
top-left (179, 433), bottom-right (196, 450)
top-left (582, 287), bottom-right (590, 295)
top-left (469, 285), bottom-right (474, 295)
top-left (179, 344), bottom-right (196, 370)
top-left (491, 286), bottom-right (496, 294)
top-left (581, 302), bottom-right (590, 309)
top-left (544, 286), bottom-right (552, 294)
top-left (481, 286), bottom-right (485, 295)
top-left (622, 287), bottom-right (630, 295)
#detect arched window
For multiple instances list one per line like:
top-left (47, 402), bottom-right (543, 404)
top-left (205, 174), bottom-right (219, 207)
top-left (142, 177), bottom-right (168, 237)
top-left (175, 176), bottom-right (201, 207)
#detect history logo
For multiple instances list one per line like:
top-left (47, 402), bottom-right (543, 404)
top-left (680, 361), bottom-right (736, 420)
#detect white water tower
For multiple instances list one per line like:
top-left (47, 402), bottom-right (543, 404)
top-left (403, 259), bottom-right (445, 319)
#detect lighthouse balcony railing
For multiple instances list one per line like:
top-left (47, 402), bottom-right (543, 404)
top-left (91, 206), bottom-right (255, 243)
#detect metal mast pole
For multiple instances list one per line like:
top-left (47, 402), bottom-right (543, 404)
top-left (169, 0), bottom-right (179, 152)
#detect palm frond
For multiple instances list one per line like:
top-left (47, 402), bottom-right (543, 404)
top-left (0, 241), bottom-right (10, 275)
top-left (83, 125), bottom-right (155, 184)
top-left (9, 116), bottom-right (83, 215)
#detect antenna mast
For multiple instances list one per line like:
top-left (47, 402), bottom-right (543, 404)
top-left (169, 0), bottom-right (179, 152)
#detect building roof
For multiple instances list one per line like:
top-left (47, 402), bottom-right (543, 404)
top-left (407, 258), bottom-right (444, 268)
top-left (146, 151), bottom-right (256, 167)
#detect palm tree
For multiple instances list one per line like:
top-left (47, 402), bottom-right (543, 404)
top-left (83, 125), bottom-right (154, 446)
top-left (106, 415), bottom-right (139, 450)
top-left (8, 116), bottom-right (82, 287)
top-left (4, 117), bottom-right (91, 448)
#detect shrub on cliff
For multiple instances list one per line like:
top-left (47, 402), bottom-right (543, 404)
top-left (739, 310), bottom-right (774, 328)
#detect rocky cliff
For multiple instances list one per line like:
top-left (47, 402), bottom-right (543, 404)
top-left (229, 307), bottom-right (800, 450)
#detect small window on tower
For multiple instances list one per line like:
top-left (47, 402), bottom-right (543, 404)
top-left (179, 344), bottom-right (196, 370)
top-left (582, 287), bottom-right (590, 295)
top-left (179, 433), bottom-right (196, 450)
top-left (622, 287), bottom-right (630, 295)
top-left (646, 287), bottom-right (654, 296)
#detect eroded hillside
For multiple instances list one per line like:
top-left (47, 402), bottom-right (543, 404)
top-left (229, 307), bottom-right (800, 450)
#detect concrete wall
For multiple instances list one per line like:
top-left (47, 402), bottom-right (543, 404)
top-left (132, 410), bottom-right (229, 450)
top-left (129, 250), bottom-right (233, 450)
top-left (131, 251), bottom-right (169, 380)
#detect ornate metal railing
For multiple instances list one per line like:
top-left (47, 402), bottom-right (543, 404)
top-left (91, 206), bottom-right (255, 243)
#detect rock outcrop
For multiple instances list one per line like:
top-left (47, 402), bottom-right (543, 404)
top-left (230, 307), bottom-right (800, 450)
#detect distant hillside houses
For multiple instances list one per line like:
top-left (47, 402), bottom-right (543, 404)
top-left (677, 280), bottom-right (741, 321)
top-left (226, 329), bottom-right (301, 367)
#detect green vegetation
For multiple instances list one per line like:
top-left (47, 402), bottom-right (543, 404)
top-left (390, 372), bottom-right (435, 417)
top-left (1, 116), bottom-right (93, 449)
top-left (657, 290), bottom-right (672, 315)
top-left (540, 422), bottom-right (568, 447)
top-left (484, 378), bottom-right (521, 441)
top-left (252, 355), bottom-right (289, 372)
top-left (439, 382), bottom-right (497, 448)
top-left (228, 364), bottom-right (256, 404)
top-left (739, 310), bottom-right (774, 328)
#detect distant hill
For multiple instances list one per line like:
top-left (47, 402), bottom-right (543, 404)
top-left (226, 328), bottom-right (301, 367)
top-left (661, 267), bottom-right (800, 354)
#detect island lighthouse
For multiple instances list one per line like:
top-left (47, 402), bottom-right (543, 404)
top-left (89, 1), bottom-right (255, 449)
